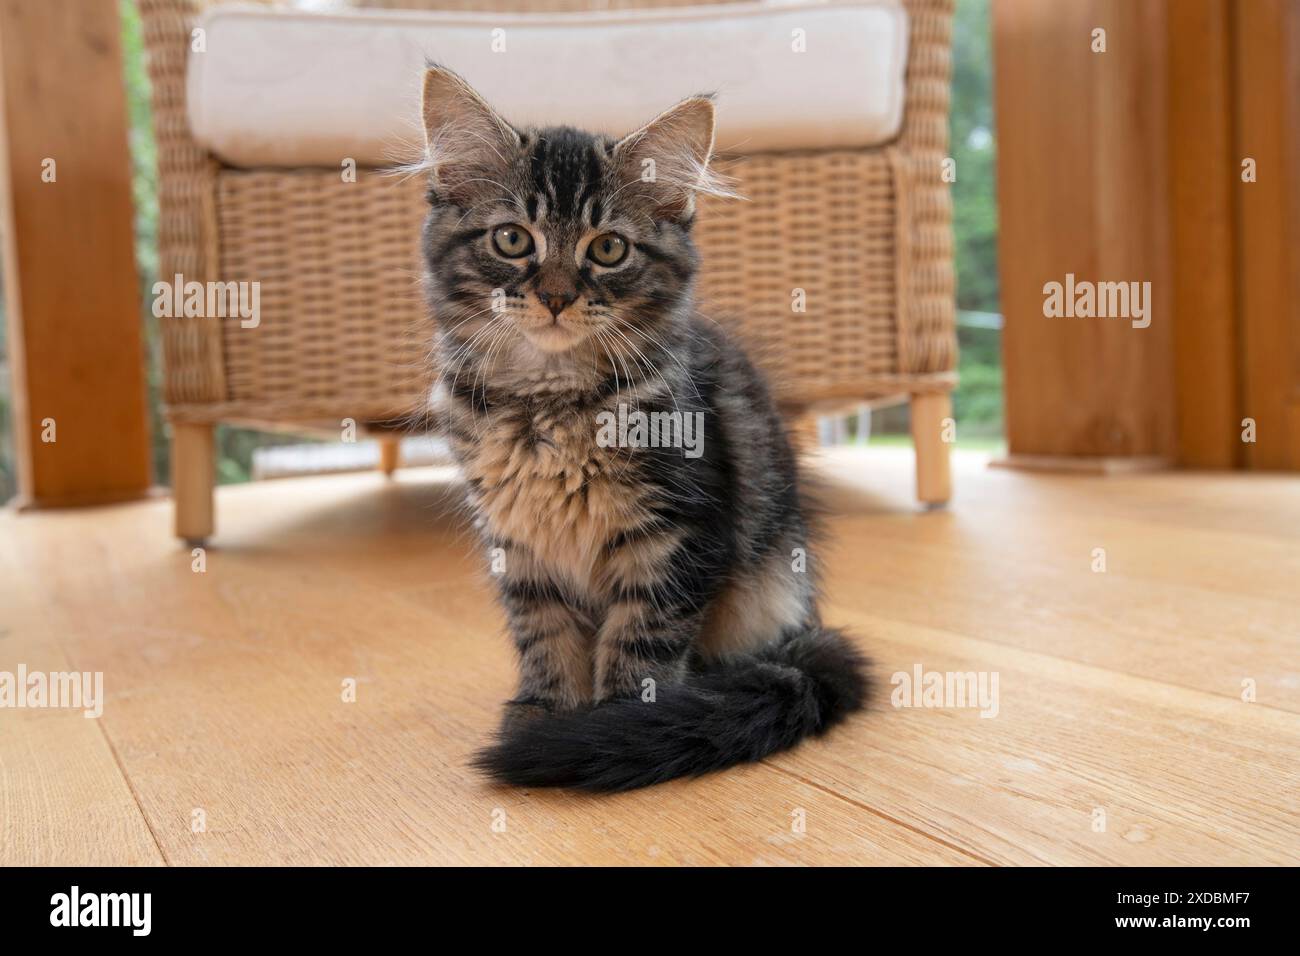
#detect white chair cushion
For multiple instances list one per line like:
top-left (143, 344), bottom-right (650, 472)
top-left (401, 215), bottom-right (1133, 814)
top-left (187, 0), bottom-right (909, 168)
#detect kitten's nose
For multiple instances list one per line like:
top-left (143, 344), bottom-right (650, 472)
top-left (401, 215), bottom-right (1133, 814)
top-left (537, 288), bottom-right (577, 318)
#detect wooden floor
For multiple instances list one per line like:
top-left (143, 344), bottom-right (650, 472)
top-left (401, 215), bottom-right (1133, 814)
top-left (2, 447), bottom-right (1297, 866)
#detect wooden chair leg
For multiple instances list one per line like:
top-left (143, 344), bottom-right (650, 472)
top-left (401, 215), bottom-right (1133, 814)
top-left (793, 414), bottom-right (820, 449)
top-left (910, 392), bottom-right (953, 507)
top-left (172, 422), bottom-right (215, 546)
top-left (379, 437), bottom-right (401, 477)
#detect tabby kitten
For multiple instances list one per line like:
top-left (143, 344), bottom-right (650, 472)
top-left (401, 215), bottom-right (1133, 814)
top-left (418, 66), bottom-right (867, 791)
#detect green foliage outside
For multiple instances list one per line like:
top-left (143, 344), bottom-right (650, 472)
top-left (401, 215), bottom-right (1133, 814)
top-left (950, 0), bottom-right (1000, 320)
top-left (948, 0), bottom-right (1003, 442)
top-left (873, 0), bottom-right (1002, 446)
top-left (122, 0), bottom-right (168, 485)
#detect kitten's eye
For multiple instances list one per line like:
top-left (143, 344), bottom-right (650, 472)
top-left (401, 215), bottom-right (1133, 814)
top-left (587, 233), bottom-right (628, 267)
top-left (492, 225), bottom-right (535, 258)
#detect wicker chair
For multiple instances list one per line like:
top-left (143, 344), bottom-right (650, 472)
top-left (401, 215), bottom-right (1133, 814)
top-left (138, 0), bottom-right (957, 543)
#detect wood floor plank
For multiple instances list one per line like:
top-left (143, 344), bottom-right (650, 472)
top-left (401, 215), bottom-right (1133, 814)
top-left (821, 529), bottom-right (1300, 711)
top-left (20, 476), bottom-right (967, 866)
top-left (813, 449), bottom-right (1300, 710)
top-left (774, 610), bottom-right (1300, 865)
top-left (6, 448), bottom-right (1297, 865)
top-left (0, 521), bottom-right (164, 866)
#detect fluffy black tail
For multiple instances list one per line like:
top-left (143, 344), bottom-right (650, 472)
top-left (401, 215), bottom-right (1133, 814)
top-left (472, 627), bottom-right (868, 792)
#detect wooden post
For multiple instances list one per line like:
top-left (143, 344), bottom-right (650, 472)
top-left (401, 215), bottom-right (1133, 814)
top-left (993, 0), bottom-right (1175, 468)
top-left (0, 0), bottom-right (151, 507)
top-left (1233, 0), bottom-right (1300, 470)
top-left (1167, 0), bottom-right (1242, 469)
top-left (994, 0), bottom-right (1300, 472)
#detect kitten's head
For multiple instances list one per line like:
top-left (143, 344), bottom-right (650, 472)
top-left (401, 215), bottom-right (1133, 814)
top-left (418, 66), bottom-right (728, 391)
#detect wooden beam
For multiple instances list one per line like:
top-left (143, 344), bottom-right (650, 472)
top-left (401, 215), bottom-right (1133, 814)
top-left (1233, 0), bottom-right (1300, 471)
top-left (994, 0), bottom-right (1175, 463)
top-left (0, 0), bottom-right (151, 506)
top-left (1167, 0), bottom-right (1241, 469)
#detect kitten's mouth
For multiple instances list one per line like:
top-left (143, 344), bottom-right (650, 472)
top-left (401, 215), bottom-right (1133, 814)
top-left (518, 317), bottom-right (589, 353)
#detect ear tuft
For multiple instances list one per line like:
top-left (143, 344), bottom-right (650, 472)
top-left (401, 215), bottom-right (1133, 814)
top-left (613, 96), bottom-right (735, 222)
top-left (420, 66), bottom-right (520, 206)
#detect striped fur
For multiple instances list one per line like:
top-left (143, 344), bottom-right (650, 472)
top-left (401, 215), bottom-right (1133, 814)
top-left (418, 67), bottom-right (867, 791)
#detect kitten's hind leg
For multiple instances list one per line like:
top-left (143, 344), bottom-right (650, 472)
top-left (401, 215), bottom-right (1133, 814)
top-left (593, 593), bottom-right (700, 702)
top-left (498, 578), bottom-right (595, 711)
top-left (593, 523), bottom-right (714, 700)
top-left (593, 525), bottom-right (706, 703)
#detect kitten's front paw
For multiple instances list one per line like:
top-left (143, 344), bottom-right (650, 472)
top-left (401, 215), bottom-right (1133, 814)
top-left (497, 698), bottom-right (552, 736)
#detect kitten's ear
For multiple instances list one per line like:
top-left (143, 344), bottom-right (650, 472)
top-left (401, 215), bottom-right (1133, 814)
top-left (613, 95), bottom-right (722, 223)
top-left (421, 65), bottom-right (520, 206)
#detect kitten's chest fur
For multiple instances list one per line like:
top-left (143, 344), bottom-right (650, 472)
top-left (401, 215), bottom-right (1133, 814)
top-left (458, 398), bottom-right (647, 591)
